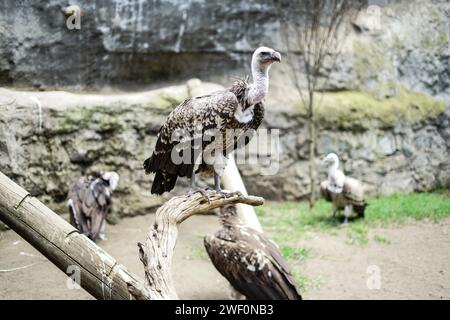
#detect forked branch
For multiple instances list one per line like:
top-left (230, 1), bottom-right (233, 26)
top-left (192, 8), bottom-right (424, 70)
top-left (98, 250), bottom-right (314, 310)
top-left (128, 190), bottom-right (264, 300)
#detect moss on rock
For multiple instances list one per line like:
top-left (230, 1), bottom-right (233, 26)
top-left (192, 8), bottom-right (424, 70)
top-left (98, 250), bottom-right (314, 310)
top-left (303, 87), bottom-right (445, 130)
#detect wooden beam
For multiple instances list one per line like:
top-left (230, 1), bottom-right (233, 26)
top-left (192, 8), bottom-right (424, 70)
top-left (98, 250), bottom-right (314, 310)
top-left (0, 171), bottom-right (147, 300)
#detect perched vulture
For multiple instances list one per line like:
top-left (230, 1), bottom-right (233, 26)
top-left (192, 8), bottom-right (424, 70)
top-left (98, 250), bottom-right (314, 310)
top-left (204, 205), bottom-right (302, 300)
top-left (320, 153), bottom-right (366, 223)
top-left (143, 47), bottom-right (281, 197)
top-left (67, 171), bottom-right (119, 242)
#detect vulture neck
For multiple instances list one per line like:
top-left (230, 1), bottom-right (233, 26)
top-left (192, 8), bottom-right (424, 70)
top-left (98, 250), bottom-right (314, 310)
top-left (248, 62), bottom-right (270, 105)
top-left (327, 161), bottom-right (339, 178)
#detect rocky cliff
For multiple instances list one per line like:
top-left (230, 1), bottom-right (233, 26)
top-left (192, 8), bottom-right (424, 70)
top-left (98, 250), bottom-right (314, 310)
top-left (0, 81), bottom-right (447, 219)
top-left (0, 0), bottom-right (448, 99)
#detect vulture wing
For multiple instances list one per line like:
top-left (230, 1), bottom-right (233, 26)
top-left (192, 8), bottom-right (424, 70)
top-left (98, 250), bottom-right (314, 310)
top-left (343, 177), bottom-right (367, 215)
top-left (67, 178), bottom-right (88, 234)
top-left (67, 177), bottom-right (111, 241)
top-left (320, 180), bottom-right (333, 202)
top-left (204, 229), bottom-right (301, 300)
top-left (342, 177), bottom-right (365, 205)
top-left (144, 90), bottom-right (241, 194)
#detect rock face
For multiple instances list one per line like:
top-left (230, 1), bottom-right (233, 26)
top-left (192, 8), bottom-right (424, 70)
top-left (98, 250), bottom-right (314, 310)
top-left (241, 109), bottom-right (450, 201)
top-left (0, 0), bottom-right (281, 88)
top-left (0, 82), bottom-right (223, 217)
top-left (0, 83), bottom-right (448, 217)
top-left (0, 0), bottom-right (448, 99)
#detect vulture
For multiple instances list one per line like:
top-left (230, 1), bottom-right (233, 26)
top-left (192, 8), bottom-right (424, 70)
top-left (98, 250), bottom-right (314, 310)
top-left (67, 171), bottom-right (119, 242)
top-left (143, 47), bottom-right (281, 197)
top-left (320, 153), bottom-right (366, 224)
top-left (204, 205), bottom-right (302, 300)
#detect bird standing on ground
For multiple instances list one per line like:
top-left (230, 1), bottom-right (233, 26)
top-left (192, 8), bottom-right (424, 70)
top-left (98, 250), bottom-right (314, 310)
top-left (320, 153), bottom-right (366, 224)
top-left (143, 47), bottom-right (281, 197)
top-left (204, 205), bottom-right (302, 300)
top-left (67, 171), bottom-right (119, 242)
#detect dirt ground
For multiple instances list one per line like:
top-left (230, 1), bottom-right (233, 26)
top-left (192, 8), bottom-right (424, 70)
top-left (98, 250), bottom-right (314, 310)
top-left (0, 214), bottom-right (449, 300)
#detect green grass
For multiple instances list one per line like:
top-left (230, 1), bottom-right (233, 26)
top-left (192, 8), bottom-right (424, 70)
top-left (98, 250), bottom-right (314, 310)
top-left (280, 245), bottom-right (310, 262)
top-left (184, 245), bottom-right (209, 261)
top-left (373, 234), bottom-right (391, 245)
top-left (257, 192), bottom-right (450, 242)
top-left (257, 192), bottom-right (450, 292)
top-left (364, 192), bottom-right (450, 223)
top-left (292, 270), bottom-right (322, 292)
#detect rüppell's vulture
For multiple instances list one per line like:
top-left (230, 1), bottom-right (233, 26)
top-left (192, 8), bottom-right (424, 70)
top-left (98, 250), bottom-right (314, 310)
top-left (204, 205), bottom-right (302, 300)
top-left (320, 153), bottom-right (366, 224)
top-left (67, 171), bottom-right (119, 242)
top-left (143, 47), bottom-right (281, 197)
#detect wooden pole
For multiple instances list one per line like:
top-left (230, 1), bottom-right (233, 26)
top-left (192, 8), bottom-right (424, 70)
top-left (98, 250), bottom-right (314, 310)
top-left (222, 156), bottom-right (263, 232)
top-left (129, 190), bottom-right (264, 299)
top-left (0, 171), bottom-right (148, 300)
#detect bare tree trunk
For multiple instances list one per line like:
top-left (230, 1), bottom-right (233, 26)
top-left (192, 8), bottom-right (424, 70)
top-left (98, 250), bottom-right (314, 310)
top-left (308, 94), bottom-right (316, 208)
top-left (129, 190), bottom-right (264, 300)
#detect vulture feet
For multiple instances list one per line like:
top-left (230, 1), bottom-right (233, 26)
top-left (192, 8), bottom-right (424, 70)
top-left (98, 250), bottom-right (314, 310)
top-left (188, 186), bottom-right (211, 204)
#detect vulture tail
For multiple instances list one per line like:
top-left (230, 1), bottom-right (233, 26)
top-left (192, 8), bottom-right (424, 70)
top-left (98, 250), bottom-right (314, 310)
top-left (143, 154), bottom-right (156, 174)
top-left (354, 202), bottom-right (368, 217)
top-left (151, 171), bottom-right (178, 195)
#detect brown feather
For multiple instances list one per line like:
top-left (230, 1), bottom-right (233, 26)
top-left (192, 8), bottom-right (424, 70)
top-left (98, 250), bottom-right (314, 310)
top-left (204, 206), bottom-right (302, 300)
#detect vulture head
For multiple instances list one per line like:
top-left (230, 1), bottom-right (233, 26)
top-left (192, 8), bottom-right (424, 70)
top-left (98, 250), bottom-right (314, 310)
top-left (252, 46), bottom-right (281, 70)
top-left (101, 171), bottom-right (120, 191)
top-left (323, 153), bottom-right (339, 169)
top-left (220, 204), bottom-right (237, 218)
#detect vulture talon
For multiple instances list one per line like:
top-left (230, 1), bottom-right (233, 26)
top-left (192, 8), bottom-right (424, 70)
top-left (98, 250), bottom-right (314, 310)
top-left (214, 189), bottom-right (228, 199)
top-left (188, 187), bottom-right (211, 203)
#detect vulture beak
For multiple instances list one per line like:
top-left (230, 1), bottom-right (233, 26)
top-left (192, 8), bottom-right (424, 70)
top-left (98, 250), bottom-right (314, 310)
top-left (271, 51), bottom-right (281, 62)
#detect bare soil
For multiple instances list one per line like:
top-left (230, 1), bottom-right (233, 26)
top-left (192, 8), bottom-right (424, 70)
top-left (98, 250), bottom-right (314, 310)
top-left (0, 215), bottom-right (449, 300)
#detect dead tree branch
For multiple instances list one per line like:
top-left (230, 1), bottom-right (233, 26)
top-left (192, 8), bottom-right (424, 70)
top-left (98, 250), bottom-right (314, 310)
top-left (129, 191), bottom-right (264, 300)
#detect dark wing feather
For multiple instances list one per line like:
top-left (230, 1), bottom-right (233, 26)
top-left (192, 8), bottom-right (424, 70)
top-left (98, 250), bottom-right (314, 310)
top-left (68, 177), bottom-right (111, 241)
top-left (67, 178), bottom-right (93, 237)
top-left (320, 180), bottom-right (333, 202)
top-left (204, 231), bottom-right (301, 300)
top-left (144, 90), bottom-right (240, 194)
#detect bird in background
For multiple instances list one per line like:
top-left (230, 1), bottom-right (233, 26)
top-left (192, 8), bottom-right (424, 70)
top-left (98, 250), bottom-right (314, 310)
top-left (204, 204), bottom-right (302, 300)
top-left (67, 171), bottom-right (119, 242)
top-left (320, 153), bottom-right (367, 224)
top-left (143, 47), bottom-right (281, 198)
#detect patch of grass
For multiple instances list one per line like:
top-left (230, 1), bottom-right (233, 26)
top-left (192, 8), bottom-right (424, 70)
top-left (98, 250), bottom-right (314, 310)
top-left (373, 234), bottom-right (391, 245)
top-left (281, 245), bottom-right (310, 262)
top-left (293, 270), bottom-right (322, 291)
top-left (257, 192), bottom-right (449, 292)
top-left (364, 193), bottom-right (450, 223)
top-left (346, 223), bottom-right (369, 246)
top-left (258, 192), bottom-right (450, 238)
top-left (256, 200), bottom-right (340, 244)
top-left (184, 245), bottom-right (209, 261)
